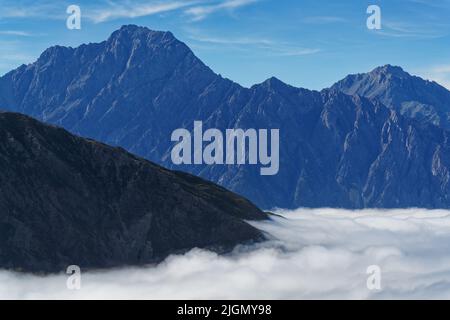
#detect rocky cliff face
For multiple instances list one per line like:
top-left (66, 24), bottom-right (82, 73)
top-left (331, 65), bottom-right (450, 130)
top-left (2, 25), bottom-right (450, 209)
top-left (0, 112), bottom-right (267, 273)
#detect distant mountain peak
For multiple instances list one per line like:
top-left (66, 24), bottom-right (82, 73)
top-left (108, 24), bottom-right (175, 42)
top-left (119, 24), bottom-right (145, 32)
top-left (4, 26), bottom-right (450, 211)
top-left (332, 63), bottom-right (450, 130)
top-left (370, 64), bottom-right (410, 79)
top-left (265, 76), bottom-right (284, 83)
top-left (39, 45), bottom-right (73, 59)
top-left (255, 76), bottom-right (290, 91)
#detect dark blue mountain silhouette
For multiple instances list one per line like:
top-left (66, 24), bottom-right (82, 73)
top-left (0, 111), bottom-right (267, 272)
top-left (2, 25), bottom-right (450, 209)
top-left (332, 65), bottom-right (450, 130)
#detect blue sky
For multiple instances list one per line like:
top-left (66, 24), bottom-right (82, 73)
top-left (0, 0), bottom-right (450, 89)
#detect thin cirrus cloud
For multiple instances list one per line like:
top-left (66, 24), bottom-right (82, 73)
top-left (274, 47), bottom-right (321, 57)
top-left (86, 1), bottom-right (198, 23)
top-left (418, 64), bottom-right (450, 90)
top-left (301, 16), bottom-right (348, 24)
top-left (188, 33), bottom-right (321, 56)
top-left (0, 40), bottom-right (35, 75)
top-left (85, 0), bottom-right (259, 23)
top-left (0, 31), bottom-right (33, 37)
top-left (185, 0), bottom-right (260, 21)
top-left (188, 34), bottom-right (275, 46)
top-left (0, 0), bottom-right (260, 23)
top-left (376, 19), bottom-right (449, 39)
top-left (0, 1), bottom-right (66, 20)
top-left (409, 0), bottom-right (450, 8)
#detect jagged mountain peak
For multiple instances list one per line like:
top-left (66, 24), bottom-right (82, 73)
top-left (252, 76), bottom-right (296, 93)
top-left (332, 63), bottom-right (450, 130)
top-left (3, 26), bottom-right (450, 209)
top-left (108, 24), bottom-right (176, 44)
top-left (332, 64), bottom-right (414, 88)
top-left (37, 45), bottom-right (74, 63)
top-left (117, 24), bottom-right (153, 33)
top-left (261, 76), bottom-right (288, 87)
top-left (29, 25), bottom-right (191, 74)
top-left (0, 24), bottom-right (217, 122)
top-left (369, 64), bottom-right (410, 79)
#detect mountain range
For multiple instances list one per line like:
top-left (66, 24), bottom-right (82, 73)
top-left (332, 65), bottom-right (450, 130)
top-left (1, 25), bottom-right (450, 209)
top-left (0, 111), bottom-right (267, 273)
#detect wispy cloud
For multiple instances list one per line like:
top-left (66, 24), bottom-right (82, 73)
top-left (189, 35), bottom-right (274, 46)
top-left (188, 31), bottom-right (320, 57)
top-left (0, 40), bottom-right (34, 61)
top-left (275, 48), bottom-right (321, 57)
top-left (87, 0), bottom-right (198, 23)
top-left (302, 16), bottom-right (347, 25)
top-left (0, 0), bottom-right (260, 23)
top-left (0, 40), bottom-right (35, 75)
top-left (0, 30), bottom-right (33, 37)
top-left (375, 19), bottom-right (449, 39)
top-left (84, 0), bottom-right (260, 23)
top-left (408, 0), bottom-right (450, 9)
top-left (186, 0), bottom-right (259, 21)
top-left (418, 64), bottom-right (450, 90)
top-left (0, 1), bottom-right (65, 20)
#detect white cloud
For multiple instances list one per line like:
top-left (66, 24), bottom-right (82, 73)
top-left (188, 31), bottom-right (320, 57)
top-left (377, 20), bottom-right (448, 39)
top-left (0, 40), bottom-right (35, 72)
top-left (186, 0), bottom-right (259, 21)
top-left (189, 35), bottom-right (274, 46)
top-left (87, 1), bottom-right (198, 23)
top-left (0, 0), bottom-right (260, 23)
top-left (302, 16), bottom-right (347, 24)
top-left (3, 208), bottom-right (450, 299)
top-left (85, 0), bottom-right (260, 23)
top-left (274, 48), bottom-right (321, 57)
top-left (0, 30), bottom-right (33, 36)
top-left (0, 0), bottom-right (198, 23)
top-left (418, 65), bottom-right (450, 90)
top-left (0, 1), bottom-right (65, 20)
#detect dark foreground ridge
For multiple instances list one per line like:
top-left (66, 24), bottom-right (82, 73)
top-left (0, 112), bottom-right (267, 273)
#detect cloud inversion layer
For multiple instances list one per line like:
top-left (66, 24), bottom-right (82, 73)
top-left (2, 208), bottom-right (450, 299)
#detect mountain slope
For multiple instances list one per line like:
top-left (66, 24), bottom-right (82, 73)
top-left (0, 112), bottom-right (267, 273)
top-left (2, 25), bottom-right (450, 209)
top-left (331, 65), bottom-right (450, 130)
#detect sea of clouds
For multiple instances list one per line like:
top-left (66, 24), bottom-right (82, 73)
top-left (3, 208), bottom-right (450, 299)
